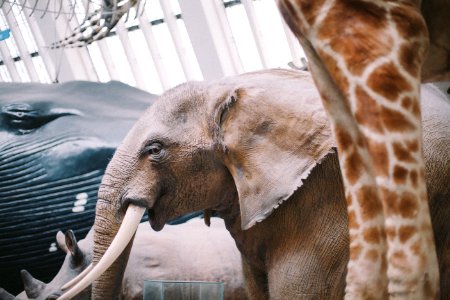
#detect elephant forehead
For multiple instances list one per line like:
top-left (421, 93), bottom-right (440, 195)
top-left (153, 83), bottom-right (207, 119)
top-left (141, 84), bottom-right (209, 134)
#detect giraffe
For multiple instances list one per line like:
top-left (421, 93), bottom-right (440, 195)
top-left (276, 0), bottom-right (446, 299)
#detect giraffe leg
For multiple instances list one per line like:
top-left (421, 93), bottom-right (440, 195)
top-left (278, 1), bottom-right (388, 298)
top-left (281, 14), bottom-right (388, 300)
top-left (277, 0), bottom-right (439, 298)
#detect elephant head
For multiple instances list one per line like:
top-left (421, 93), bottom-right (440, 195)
top-left (59, 69), bottom-right (335, 299)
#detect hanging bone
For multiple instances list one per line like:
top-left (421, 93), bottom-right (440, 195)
top-left (50, 0), bottom-right (140, 48)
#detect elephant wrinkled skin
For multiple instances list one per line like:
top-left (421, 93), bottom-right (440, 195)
top-left (68, 69), bottom-right (449, 299)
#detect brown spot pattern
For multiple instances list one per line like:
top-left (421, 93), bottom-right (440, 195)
top-left (393, 165), bottom-right (408, 184)
top-left (381, 186), bottom-right (396, 203)
top-left (350, 243), bottom-right (363, 260)
top-left (367, 140), bottom-right (389, 177)
top-left (356, 134), bottom-right (365, 148)
top-left (390, 6), bottom-right (427, 42)
top-left (425, 277), bottom-right (437, 299)
top-left (355, 86), bottom-right (383, 134)
top-left (317, 1), bottom-right (390, 76)
top-left (348, 210), bottom-right (358, 229)
top-left (335, 124), bottom-right (354, 151)
top-left (367, 63), bottom-right (412, 102)
top-left (405, 139), bottom-right (419, 152)
top-left (364, 227), bottom-right (381, 244)
top-left (347, 193), bottom-right (353, 205)
top-left (411, 98), bottom-right (421, 118)
top-left (410, 170), bottom-right (418, 187)
top-left (410, 240), bottom-right (422, 256)
top-left (399, 42), bottom-right (424, 78)
top-left (344, 149), bottom-right (364, 184)
top-left (365, 249), bottom-right (379, 262)
top-left (399, 192), bottom-right (418, 218)
top-left (381, 251), bottom-right (388, 274)
top-left (401, 96), bottom-right (412, 110)
top-left (398, 225), bottom-right (417, 243)
top-left (393, 142), bottom-right (416, 162)
top-left (386, 225), bottom-right (396, 241)
top-left (381, 106), bottom-right (416, 132)
top-left (384, 189), bottom-right (419, 218)
top-left (357, 185), bottom-right (382, 220)
top-left (381, 187), bottom-right (399, 217)
top-left (296, 0), bottom-right (326, 26)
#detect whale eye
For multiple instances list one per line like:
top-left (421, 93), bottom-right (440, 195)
top-left (1, 103), bottom-right (38, 134)
top-left (2, 103), bottom-right (34, 118)
top-left (1, 103), bottom-right (80, 135)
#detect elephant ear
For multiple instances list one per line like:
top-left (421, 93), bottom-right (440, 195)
top-left (214, 75), bottom-right (334, 230)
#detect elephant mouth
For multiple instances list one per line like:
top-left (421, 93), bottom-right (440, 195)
top-left (148, 208), bottom-right (165, 231)
top-left (146, 189), bottom-right (168, 231)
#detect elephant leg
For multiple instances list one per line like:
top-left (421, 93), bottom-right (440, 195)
top-left (241, 258), bottom-right (268, 300)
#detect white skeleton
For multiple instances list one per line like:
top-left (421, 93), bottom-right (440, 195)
top-left (50, 0), bottom-right (140, 48)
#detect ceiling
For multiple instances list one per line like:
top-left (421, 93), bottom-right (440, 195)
top-left (0, 0), bottom-right (306, 94)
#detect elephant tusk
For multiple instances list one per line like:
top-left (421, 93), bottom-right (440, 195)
top-left (60, 263), bottom-right (93, 291)
top-left (58, 204), bottom-right (145, 300)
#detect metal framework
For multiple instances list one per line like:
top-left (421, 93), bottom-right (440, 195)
top-left (0, 0), bottom-right (305, 94)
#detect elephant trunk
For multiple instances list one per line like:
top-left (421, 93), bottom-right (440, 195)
top-left (58, 202), bottom-right (145, 300)
top-left (92, 197), bottom-right (128, 300)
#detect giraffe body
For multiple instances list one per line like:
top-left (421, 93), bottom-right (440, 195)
top-left (277, 0), bottom-right (445, 298)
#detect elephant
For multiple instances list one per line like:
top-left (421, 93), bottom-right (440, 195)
top-left (0, 80), bottom-right (155, 294)
top-left (59, 69), bottom-right (450, 299)
top-left (1, 217), bottom-right (246, 300)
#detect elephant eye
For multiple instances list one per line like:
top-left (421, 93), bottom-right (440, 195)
top-left (146, 142), bottom-right (165, 160)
